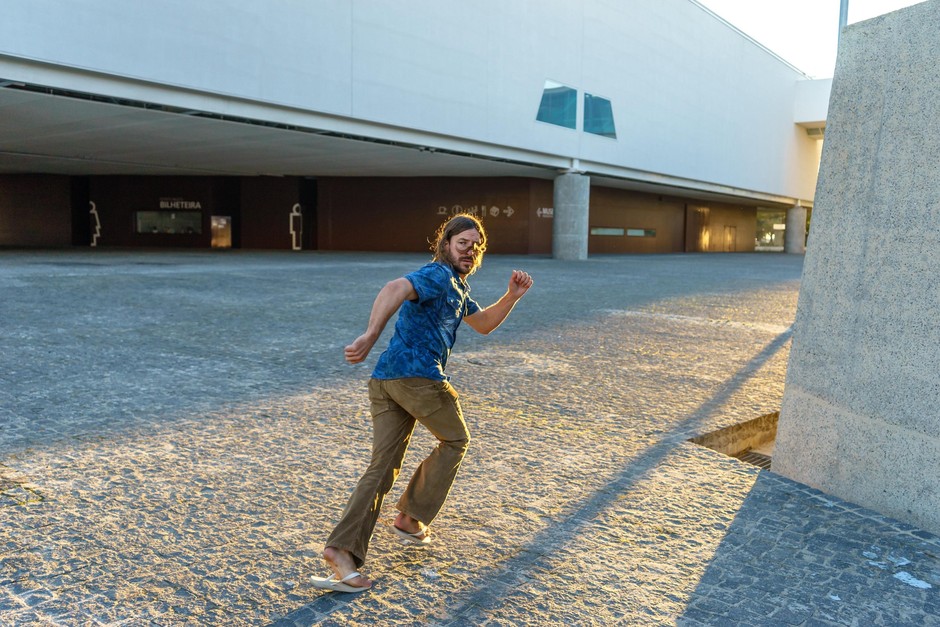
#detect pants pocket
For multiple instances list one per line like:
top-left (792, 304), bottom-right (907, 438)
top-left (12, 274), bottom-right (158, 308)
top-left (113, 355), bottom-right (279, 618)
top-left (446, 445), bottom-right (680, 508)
top-left (368, 378), bottom-right (396, 415)
top-left (391, 378), bottom-right (453, 418)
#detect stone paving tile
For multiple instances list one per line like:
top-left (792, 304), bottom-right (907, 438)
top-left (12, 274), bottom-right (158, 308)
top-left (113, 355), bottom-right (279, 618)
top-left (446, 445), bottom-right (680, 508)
top-left (1, 250), bottom-right (938, 625)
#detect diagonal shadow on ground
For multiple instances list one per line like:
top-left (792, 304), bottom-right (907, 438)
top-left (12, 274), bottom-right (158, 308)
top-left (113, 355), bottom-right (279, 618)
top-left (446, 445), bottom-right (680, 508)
top-left (677, 471), bottom-right (940, 625)
top-left (282, 327), bottom-right (793, 624)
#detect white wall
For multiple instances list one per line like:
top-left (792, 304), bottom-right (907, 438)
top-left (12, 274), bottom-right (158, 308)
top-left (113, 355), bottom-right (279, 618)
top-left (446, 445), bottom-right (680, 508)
top-left (0, 0), bottom-right (819, 200)
top-left (0, 0), bottom-right (355, 113)
top-left (794, 79), bottom-right (833, 126)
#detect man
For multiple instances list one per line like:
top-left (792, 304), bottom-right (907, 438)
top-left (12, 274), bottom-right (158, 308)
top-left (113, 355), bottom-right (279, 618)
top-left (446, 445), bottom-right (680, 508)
top-left (311, 214), bottom-right (533, 593)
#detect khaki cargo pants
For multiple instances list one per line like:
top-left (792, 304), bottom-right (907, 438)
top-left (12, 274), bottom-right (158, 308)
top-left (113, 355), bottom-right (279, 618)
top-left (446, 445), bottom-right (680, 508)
top-left (325, 377), bottom-right (470, 567)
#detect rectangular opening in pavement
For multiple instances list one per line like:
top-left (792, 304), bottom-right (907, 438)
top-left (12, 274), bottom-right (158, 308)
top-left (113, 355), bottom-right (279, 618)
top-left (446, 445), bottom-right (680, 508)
top-left (688, 412), bottom-right (778, 470)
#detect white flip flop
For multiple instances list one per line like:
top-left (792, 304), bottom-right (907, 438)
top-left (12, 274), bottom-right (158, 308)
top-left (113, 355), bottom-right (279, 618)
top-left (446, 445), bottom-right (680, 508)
top-left (310, 571), bottom-right (371, 593)
top-left (392, 525), bottom-right (432, 546)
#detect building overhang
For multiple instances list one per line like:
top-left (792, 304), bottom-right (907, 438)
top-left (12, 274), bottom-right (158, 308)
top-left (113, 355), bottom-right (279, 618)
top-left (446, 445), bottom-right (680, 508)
top-left (0, 55), bottom-right (812, 209)
top-left (794, 78), bottom-right (832, 139)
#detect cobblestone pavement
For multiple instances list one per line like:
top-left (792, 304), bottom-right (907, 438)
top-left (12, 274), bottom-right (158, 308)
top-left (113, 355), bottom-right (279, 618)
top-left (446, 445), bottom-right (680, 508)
top-left (1, 250), bottom-right (938, 626)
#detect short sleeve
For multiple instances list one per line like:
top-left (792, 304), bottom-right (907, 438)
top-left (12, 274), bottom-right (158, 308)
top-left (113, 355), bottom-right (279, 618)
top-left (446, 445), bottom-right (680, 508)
top-left (465, 297), bottom-right (481, 317)
top-left (405, 264), bottom-right (450, 304)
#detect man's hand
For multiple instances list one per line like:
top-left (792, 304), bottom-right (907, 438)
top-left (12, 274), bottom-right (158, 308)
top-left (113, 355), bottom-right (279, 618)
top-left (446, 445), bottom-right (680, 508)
top-left (345, 333), bottom-right (378, 364)
top-left (508, 270), bottom-right (533, 300)
top-left (464, 269), bottom-right (533, 335)
top-left (344, 278), bottom-right (417, 365)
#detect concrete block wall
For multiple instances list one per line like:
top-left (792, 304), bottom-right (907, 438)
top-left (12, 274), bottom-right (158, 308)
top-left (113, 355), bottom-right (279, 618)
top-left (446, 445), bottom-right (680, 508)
top-left (774, 1), bottom-right (940, 535)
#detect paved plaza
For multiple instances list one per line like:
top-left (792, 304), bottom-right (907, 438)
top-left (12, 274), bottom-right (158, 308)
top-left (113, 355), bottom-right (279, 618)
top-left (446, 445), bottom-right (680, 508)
top-left (1, 250), bottom-right (937, 626)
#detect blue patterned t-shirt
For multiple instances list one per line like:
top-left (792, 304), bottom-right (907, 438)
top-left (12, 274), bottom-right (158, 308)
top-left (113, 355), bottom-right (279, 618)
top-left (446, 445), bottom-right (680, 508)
top-left (372, 262), bottom-right (481, 381)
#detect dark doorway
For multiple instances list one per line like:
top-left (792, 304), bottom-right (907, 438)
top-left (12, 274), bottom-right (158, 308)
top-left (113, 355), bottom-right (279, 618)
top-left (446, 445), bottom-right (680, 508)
top-left (300, 178), bottom-right (318, 250)
top-left (71, 177), bottom-right (91, 246)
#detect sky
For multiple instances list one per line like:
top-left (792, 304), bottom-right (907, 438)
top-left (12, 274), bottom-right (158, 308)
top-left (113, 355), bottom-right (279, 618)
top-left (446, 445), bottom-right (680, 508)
top-left (695, 0), bottom-right (927, 78)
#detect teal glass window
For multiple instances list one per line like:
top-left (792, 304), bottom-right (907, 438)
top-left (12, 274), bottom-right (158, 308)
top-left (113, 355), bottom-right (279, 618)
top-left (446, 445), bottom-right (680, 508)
top-left (584, 93), bottom-right (616, 138)
top-left (536, 81), bottom-right (577, 130)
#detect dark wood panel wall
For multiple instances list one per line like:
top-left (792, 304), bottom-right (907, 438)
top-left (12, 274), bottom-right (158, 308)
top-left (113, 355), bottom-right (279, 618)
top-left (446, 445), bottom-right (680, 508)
top-left (0, 174), bottom-right (760, 253)
top-left (0, 174), bottom-right (72, 247)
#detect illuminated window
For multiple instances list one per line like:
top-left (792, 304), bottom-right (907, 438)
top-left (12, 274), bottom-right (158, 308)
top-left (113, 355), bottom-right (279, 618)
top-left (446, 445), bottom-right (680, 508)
top-left (136, 211), bottom-right (202, 234)
top-left (627, 229), bottom-right (656, 237)
top-left (584, 93), bottom-right (616, 138)
top-left (590, 227), bottom-right (625, 236)
top-left (536, 81), bottom-right (577, 130)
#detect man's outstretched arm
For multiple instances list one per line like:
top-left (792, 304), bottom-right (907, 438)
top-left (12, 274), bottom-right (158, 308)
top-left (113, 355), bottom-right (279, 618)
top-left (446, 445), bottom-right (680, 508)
top-left (345, 278), bottom-right (417, 363)
top-left (464, 270), bottom-right (533, 335)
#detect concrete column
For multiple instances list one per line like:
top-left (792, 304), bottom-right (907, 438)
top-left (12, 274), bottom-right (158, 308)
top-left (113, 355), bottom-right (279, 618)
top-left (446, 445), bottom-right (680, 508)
top-left (784, 202), bottom-right (806, 254)
top-left (552, 172), bottom-right (590, 260)
top-left (775, 1), bottom-right (940, 537)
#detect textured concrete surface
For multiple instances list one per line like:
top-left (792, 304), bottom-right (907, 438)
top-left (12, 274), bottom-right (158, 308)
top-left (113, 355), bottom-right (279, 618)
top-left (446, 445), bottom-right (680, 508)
top-left (552, 173), bottom-right (590, 260)
top-left (1, 250), bottom-right (938, 626)
top-left (783, 205), bottom-right (805, 255)
top-left (775, 0), bottom-right (940, 536)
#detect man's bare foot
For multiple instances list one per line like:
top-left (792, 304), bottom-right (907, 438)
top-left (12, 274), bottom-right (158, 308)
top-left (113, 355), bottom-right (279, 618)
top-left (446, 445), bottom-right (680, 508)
top-left (322, 546), bottom-right (372, 590)
top-left (394, 512), bottom-right (430, 540)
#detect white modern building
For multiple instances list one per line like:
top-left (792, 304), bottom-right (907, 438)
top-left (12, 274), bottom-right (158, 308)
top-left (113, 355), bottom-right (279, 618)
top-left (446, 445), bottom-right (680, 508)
top-left (0, 0), bottom-right (829, 255)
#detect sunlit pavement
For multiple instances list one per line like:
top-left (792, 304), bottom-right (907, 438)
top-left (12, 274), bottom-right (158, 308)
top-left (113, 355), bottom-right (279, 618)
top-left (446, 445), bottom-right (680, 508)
top-left (1, 250), bottom-right (937, 626)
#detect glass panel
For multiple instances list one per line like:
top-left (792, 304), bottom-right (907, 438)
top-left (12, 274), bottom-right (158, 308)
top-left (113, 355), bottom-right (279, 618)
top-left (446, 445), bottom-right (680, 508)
top-left (626, 228), bottom-right (656, 237)
top-left (590, 227), bottom-right (625, 236)
top-left (136, 211), bottom-right (202, 234)
top-left (584, 93), bottom-right (616, 138)
top-left (755, 209), bottom-right (786, 251)
top-left (536, 81), bottom-right (577, 129)
top-left (211, 215), bottom-right (232, 248)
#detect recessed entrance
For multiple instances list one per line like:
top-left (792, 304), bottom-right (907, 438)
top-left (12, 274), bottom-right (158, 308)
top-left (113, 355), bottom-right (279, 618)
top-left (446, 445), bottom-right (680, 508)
top-left (211, 215), bottom-right (232, 248)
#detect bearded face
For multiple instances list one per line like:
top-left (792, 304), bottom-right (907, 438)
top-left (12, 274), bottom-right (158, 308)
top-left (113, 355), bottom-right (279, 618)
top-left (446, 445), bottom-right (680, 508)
top-left (443, 228), bottom-right (483, 277)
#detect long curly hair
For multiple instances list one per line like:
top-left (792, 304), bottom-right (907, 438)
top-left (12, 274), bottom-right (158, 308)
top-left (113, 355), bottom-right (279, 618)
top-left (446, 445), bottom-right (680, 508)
top-left (430, 213), bottom-right (487, 275)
